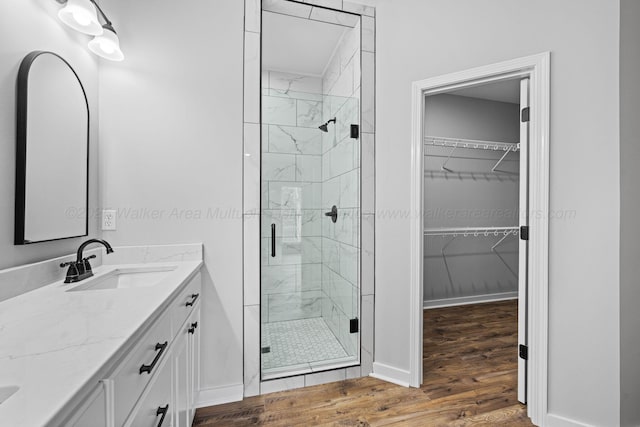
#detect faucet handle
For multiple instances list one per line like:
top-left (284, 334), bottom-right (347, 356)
top-left (82, 255), bottom-right (97, 261)
top-left (61, 261), bottom-right (79, 282)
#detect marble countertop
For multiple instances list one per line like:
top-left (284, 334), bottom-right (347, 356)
top-left (0, 256), bottom-right (202, 427)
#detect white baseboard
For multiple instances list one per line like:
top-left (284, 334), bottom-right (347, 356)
top-left (423, 291), bottom-right (518, 309)
top-left (195, 384), bottom-right (244, 408)
top-left (370, 362), bottom-right (411, 387)
top-left (545, 413), bottom-right (596, 427)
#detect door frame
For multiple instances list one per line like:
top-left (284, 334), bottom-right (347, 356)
top-left (409, 52), bottom-right (550, 425)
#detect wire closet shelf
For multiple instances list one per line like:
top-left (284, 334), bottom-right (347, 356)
top-left (423, 226), bottom-right (519, 237)
top-left (424, 136), bottom-right (520, 173)
top-left (424, 226), bottom-right (520, 277)
top-left (424, 136), bottom-right (520, 152)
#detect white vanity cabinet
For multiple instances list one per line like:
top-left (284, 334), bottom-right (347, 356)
top-left (173, 307), bottom-right (201, 427)
top-left (68, 271), bottom-right (202, 427)
top-left (188, 307), bottom-right (201, 422)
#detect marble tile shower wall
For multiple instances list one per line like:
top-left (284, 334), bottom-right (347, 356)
top-left (261, 70), bottom-right (325, 324)
top-left (320, 21), bottom-right (361, 357)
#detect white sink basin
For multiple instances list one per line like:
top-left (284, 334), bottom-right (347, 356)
top-left (0, 386), bottom-right (19, 405)
top-left (67, 266), bottom-right (177, 292)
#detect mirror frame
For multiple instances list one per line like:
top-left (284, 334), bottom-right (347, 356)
top-left (14, 51), bottom-right (90, 245)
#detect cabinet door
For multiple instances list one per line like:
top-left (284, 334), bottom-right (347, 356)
top-left (127, 357), bottom-right (172, 427)
top-left (173, 324), bottom-right (190, 427)
top-left (188, 306), bottom-right (201, 423)
top-left (72, 386), bottom-right (106, 427)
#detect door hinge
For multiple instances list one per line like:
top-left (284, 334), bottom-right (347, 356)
top-left (519, 344), bottom-right (528, 360)
top-left (350, 317), bottom-right (359, 333)
top-left (520, 226), bottom-right (529, 241)
top-left (350, 124), bottom-right (359, 139)
top-left (521, 107), bottom-right (530, 122)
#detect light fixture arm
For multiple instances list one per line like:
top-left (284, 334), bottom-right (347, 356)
top-left (89, 0), bottom-right (114, 31)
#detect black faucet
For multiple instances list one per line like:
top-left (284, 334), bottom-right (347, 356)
top-left (60, 239), bottom-right (114, 283)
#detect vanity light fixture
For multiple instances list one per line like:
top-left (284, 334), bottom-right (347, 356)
top-left (56, 0), bottom-right (124, 61)
top-left (57, 0), bottom-right (102, 35)
top-left (88, 24), bottom-right (124, 61)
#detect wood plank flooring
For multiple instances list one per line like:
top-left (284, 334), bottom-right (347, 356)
top-left (194, 300), bottom-right (533, 426)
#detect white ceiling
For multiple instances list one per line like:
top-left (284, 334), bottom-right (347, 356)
top-left (449, 79), bottom-right (521, 104)
top-left (262, 11), bottom-right (348, 77)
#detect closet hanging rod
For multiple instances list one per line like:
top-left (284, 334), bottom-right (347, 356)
top-left (424, 136), bottom-right (520, 152)
top-left (423, 226), bottom-right (519, 237)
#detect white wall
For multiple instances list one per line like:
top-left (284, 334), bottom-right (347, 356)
top-left (0, 0), bottom-right (99, 270)
top-left (98, 0), bottom-right (245, 393)
top-left (425, 95), bottom-right (519, 141)
top-left (619, 0), bottom-right (640, 425)
top-left (374, 1), bottom-right (620, 426)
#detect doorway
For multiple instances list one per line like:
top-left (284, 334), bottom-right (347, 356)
top-left (423, 77), bottom-right (527, 403)
top-left (409, 54), bottom-right (550, 425)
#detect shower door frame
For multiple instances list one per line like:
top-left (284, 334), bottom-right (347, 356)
top-left (242, 0), bottom-right (376, 396)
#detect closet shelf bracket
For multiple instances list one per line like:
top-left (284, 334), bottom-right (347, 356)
top-left (491, 145), bottom-right (515, 172)
top-left (441, 146), bottom-right (457, 172)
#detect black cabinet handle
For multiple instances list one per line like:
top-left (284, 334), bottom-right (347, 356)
top-left (271, 223), bottom-right (276, 257)
top-left (156, 404), bottom-right (169, 427)
top-left (139, 341), bottom-right (168, 375)
top-left (188, 321), bottom-right (198, 334)
top-left (185, 293), bottom-right (199, 307)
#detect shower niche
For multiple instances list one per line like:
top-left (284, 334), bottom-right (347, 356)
top-left (260, 0), bottom-right (362, 379)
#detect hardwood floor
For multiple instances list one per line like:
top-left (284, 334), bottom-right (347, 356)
top-left (194, 300), bottom-right (533, 426)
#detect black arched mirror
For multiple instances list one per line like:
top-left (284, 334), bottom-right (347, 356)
top-left (15, 51), bottom-right (89, 245)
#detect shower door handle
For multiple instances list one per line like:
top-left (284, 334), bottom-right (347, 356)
top-left (325, 205), bottom-right (338, 223)
top-left (271, 223), bottom-right (276, 257)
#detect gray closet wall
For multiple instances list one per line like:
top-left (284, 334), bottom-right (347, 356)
top-left (423, 94), bottom-right (520, 305)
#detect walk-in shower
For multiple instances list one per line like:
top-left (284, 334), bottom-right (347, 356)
top-left (260, 2), bottom-right (362, 380)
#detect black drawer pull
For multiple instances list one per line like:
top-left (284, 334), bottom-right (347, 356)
top-left (139, 341), bottom-right (168, 375)
top-left (156, 404), bottom-right (169, 427)
top-left (188, 321), bottom-right (198, 334)
top-left (185, 293), bottom-right (199, 307)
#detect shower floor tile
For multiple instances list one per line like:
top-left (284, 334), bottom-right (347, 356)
top-left (261, 318), bottom-right (349, 373)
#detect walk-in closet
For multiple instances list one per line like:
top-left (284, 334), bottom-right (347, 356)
top-left (422, 78), bottom-right (529, 403)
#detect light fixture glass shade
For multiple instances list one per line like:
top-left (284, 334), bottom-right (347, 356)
top-left (88, 27), bottom-right (124, 61)
top-left (58, 0), bottom-right (103, 36)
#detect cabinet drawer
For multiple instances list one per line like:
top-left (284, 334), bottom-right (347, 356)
top-left (126, 356), bottom-right (172, 427)
top-left (111, 313), bottom-right (171, 427)
top-left (171, 272), bottom-right (201, 334)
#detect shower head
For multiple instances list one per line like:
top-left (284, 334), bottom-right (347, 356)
top-left (318, 117), bottom-right (336, 132)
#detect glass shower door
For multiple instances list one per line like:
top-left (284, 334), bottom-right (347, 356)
top-left (260, 3), bottom-right (361, 380)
